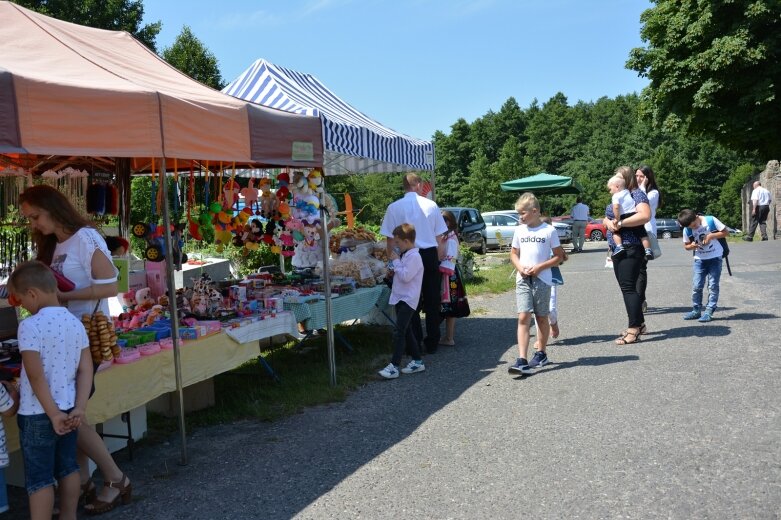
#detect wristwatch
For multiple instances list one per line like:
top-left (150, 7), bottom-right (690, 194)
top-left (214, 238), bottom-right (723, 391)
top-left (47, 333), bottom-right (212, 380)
top-left (617, 220), bottom-right (622, 229)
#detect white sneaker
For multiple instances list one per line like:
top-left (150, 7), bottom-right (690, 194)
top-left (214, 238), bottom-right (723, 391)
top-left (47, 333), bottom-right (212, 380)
top-left (401, 360), bottom-right (425, 374)
top-left (378, 363), bottom-right (399, 379)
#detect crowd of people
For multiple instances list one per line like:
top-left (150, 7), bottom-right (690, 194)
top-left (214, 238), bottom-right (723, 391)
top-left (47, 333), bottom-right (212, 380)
top-left (0, 167), bottom-right (768, 517)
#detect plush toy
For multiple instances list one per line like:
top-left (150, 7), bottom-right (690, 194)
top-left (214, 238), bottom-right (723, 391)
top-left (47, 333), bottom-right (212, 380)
top-left (144, 305), bottom-right (165, 326)
top-left (135, 287), bottom-right (154, 312)
top-left (240, 178), bottom-right (259, 214)
top-left (308, 169), bottom-right (323, 193)
top-left (222, 178), bottom-right (241, 210)
top-left (258, 178), bottom-right (278, 219)
top-left (118, 290), bottom-right (137, 312)
top-left (276, 172), bottom-right (290, 201)
top-left (290, 171), bottom-right (310, 197)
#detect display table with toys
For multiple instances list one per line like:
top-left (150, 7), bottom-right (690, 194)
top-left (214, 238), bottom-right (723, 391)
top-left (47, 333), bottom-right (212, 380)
top-left (2, 311), bottom-right (298, 460)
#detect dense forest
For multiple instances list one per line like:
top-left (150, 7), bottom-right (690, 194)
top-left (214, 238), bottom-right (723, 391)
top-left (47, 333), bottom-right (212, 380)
top-left (326, 92), bottom-right (759, 228)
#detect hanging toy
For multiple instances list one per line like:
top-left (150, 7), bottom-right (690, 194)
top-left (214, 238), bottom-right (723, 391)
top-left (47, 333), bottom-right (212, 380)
top-left (276, 172), bottom-right (290, 202)
top-left (307, 169), bottom-right (323, 193)
top-left (240, 178), bottom-right (259, 214)
top-left (258, 178), bottom-right (277, 218)
top-left (86, 182), bottom-right (107, 215)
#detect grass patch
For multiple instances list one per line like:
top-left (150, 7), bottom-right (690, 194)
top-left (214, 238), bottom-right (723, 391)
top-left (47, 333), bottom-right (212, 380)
top-left (146, 324), bottom-right (393, 436)
top-left (465, 263), bottom-right (516, 295)
top-left (144, 270), bottom-right (515, 441)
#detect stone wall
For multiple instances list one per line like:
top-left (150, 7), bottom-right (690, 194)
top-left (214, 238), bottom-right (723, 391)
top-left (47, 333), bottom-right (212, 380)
top-left (742, 160), bottom-right (779, 239)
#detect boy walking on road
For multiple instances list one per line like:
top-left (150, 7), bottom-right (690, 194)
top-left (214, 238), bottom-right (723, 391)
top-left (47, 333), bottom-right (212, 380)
top-left (678, 209), bottom-right (730, 323)
top-left (508, 193), bottom-right (565, 374)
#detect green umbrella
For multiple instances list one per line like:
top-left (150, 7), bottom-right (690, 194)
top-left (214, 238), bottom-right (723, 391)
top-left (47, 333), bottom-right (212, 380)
top-left (500, 172), bottom-right (583, 195)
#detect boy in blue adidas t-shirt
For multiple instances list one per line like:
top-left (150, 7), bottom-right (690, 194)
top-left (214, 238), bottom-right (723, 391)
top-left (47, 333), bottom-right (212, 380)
top-left (677, 209), bottom-right (730, 323)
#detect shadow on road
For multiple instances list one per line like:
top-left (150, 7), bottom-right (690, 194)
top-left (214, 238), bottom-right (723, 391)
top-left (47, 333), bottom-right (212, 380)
top-left (727, 312), bottom-right (778, 321)
top-left (511, 355), bottom-right (640, 379)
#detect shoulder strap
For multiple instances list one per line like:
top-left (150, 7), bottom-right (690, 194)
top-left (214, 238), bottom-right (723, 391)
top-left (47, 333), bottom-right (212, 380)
top-left (704, 215), bottom-right (717, 232)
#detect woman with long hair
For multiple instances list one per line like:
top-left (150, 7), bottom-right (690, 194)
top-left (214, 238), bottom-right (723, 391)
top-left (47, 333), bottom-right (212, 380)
top-left (635, 165), bottom-right (661, 312)
top-left (603, 166), bottom-right (651, 345)
top-left (19, 185), bottom-right (130, 515)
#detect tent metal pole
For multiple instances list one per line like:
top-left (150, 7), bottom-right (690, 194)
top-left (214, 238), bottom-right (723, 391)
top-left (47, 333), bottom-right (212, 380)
top-left (320, 187), bottom-right (336, 386)
top-left (159, 157), bottom-right (188, 465)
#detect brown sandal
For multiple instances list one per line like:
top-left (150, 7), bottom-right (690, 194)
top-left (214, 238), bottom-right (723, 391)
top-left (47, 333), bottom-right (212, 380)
top-left (615, 327), bottom-right (641, 345)
top-left (81, 478), bottom-right (97, 507)
top-left (84, 474), bottom-right (132, 515)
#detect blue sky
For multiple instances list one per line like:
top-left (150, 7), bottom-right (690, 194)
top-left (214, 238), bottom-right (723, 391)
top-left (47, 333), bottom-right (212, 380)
top-left (143, 0), bottom-right (652, 142)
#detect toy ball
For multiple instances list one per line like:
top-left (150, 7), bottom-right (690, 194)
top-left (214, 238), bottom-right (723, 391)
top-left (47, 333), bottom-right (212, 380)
top-left (209, 201), bottom-right (222, 213)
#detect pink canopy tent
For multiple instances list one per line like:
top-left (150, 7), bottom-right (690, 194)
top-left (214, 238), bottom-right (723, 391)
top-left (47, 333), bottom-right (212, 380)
top-left (0, 1), bottom-right (323, 166)
top-left (0, 1), bottom-right (325, 464)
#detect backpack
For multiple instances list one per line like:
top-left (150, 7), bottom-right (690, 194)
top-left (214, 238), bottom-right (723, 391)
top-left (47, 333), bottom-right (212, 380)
top-left (684, 215), bottom-right (729, 258)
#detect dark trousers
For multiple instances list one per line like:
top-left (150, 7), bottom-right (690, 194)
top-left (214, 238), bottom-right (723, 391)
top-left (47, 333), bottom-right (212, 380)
top-left (747, 205), bottom-right (770, 239)
top-left (392, 302), bottom-right (422, 366)
top-left (415, 246), bottom-right (441, 351)
top-left (636, 257), bottom-right (648, 303)
top-left (613, 244), bottom-right (645, 328)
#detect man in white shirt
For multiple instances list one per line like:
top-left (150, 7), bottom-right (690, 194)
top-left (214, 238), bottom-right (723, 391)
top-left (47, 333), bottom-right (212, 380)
top-left (744, 181), bottom-right (772, 241)
top-left (381, 173), bottom-right (448, 354)
top-left (570, 197), bottom-right (590, 252)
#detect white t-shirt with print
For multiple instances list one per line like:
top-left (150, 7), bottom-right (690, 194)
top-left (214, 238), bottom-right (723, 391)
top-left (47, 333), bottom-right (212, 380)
top-left (18, 306), bottom-right (89, 416)
top-left (51, 227), bottom-right (117, 319)
top-left (612, 189), bottom-right (636, 216)
top-left (0, 384), bottom-right (14, 468)
top-left (682, 216), bottom-right (726, 261)
top-left (511, 222), bottom-right (560, 286)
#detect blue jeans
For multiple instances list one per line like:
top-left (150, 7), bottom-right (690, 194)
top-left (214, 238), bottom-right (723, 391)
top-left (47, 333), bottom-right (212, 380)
top-left (17, 413), bottom-right (79, 495)
top-left (0, 468), bottom-right (8, 513)
top-left (692, 257), bottom-right (723, 312)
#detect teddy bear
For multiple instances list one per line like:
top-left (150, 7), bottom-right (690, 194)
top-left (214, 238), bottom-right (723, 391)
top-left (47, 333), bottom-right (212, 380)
top-left (135, 287), bottom-right (155, 312)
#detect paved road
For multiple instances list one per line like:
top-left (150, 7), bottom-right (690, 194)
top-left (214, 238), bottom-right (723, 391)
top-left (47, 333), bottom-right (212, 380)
top-left (12, 239), bottom-right (781, 519)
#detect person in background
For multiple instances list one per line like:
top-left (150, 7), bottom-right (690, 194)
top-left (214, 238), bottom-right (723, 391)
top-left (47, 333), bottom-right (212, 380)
top-left (570, 197), bottom-right (590, 253)
top-left (19, 185), bottom-right (131, 515)
top-left (635, 165), bottom-right (661, 313)
top-left (103, 236), bottom-right (129, 257)
top-left (378, 224), bottom-right (426, 379)
top-left (508, 193), bottom-right (564, 374)
top-left (678, 209), bottom-right (729, 323)
top-left (607, 175), bottom-right (653, 260)
top-left (438, 210), bottom-right (465, 346)
top-left (743, 181), bottom-right (772, 241)
top-left (8, 261), bottom-right (93, 520)
top-left (603, 166), bottom-right (651, 345)
top-left (380, 173), bottom-right (447, 355)
top-left (0, 378), bottom-right (20, 515)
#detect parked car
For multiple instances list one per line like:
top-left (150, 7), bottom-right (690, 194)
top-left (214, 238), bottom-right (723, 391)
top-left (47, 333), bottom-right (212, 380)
top-left (482, 211), bottom-right (519, 250)
top-left (441, 207), bottom-right (487, 254)
top-left (482, 210), bottom-right (572, 247)
top-left (656, 218), bottom-right (683, 239)
top-left (552, 215), bottom-right (607, 241)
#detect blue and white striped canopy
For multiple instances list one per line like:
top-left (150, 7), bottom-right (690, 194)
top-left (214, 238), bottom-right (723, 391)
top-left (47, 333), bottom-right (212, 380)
top-left (223, 59), bottom-right (434, 176)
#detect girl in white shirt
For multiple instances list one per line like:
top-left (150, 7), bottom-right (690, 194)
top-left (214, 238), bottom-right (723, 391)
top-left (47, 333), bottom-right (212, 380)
top-left (19, 185), bottom-right (130, 514)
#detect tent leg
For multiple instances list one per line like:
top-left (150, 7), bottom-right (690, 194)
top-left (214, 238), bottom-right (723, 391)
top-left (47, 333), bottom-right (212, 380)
top-left (320, 189), bottom-right (336, 386)
top-left (160, 157), bottom-right (188, 465)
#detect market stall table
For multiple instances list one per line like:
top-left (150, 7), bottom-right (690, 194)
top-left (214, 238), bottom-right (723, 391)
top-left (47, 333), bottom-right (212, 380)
top-left (2, 311), bottom-right (298, 456)
top-left (284, 285), bottom-right (391, 350)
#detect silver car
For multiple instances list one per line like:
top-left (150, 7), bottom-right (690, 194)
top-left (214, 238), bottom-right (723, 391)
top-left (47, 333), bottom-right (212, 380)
top-left (482, 211), bottom-right (572, 250)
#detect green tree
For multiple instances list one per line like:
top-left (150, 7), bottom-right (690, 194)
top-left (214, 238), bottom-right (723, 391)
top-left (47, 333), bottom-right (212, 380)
top-left (162, 26), bottom-right (225, 90)
top-left (627, 0), bottom-right (781, 157)
top-left (711, 163), bottom-right (756, 227)
top-left (15, 0), bottom-right (161, 51)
